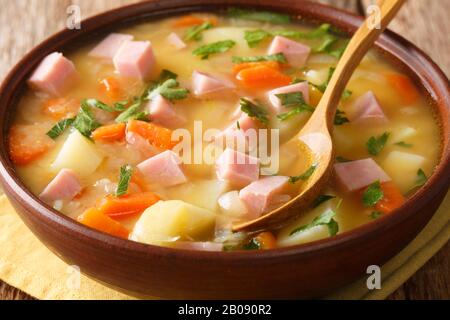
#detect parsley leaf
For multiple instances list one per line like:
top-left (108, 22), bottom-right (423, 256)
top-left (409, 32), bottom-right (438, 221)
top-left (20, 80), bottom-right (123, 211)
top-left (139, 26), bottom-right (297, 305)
top-left (334, 109), bottom-right (350, 125)
top-left (370, 211), bottom-right (383, 220)
top-left (395, 141), bottom-right (413, 148)
top-left (232, 53), bottom-right (287, 64)
top-left (184, 22), bottom-right (213, 41)
top-left (145, 79), bottom-right (189, 101)
top-left (193, 40), bottom-right (236, 59)
top-left (415, 169), bottom-right (427, 187)
top-left (46, 118), bottom-right (75, 140)
top-left (362, 181), bottom-right (384, 207)
top-left (290, 210), bottom-right (339, 237)
top-left (289, 164), bottom-right (318, 184)
top-left (244, 29), bottom-right (272, 48)
top-left (73, 103), bottom-right (101, 138)
top-left (116, 165), bottom-right (133, 197)
top-left (84, 98), bottom-right (127, 113)
top-left (276, 92), bottom-right (314, 121)
top-left (366, 132), bottom-right (390, 156)
top-left (243, 238), bottom-right (261, 250)
top-left (312, 67), bottom-right (352, 99)
top-left (313, 195), bottom-right (336, 208)
top-left (115, 99), bottom-right (149, 123)
top-left (240, 98), bottom-right (269, 125)
top-left (228, 7), bottom-right (291, 24)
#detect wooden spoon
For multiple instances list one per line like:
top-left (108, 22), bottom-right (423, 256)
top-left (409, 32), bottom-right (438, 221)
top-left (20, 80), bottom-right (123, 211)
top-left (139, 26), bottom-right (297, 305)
top-left (233, 0), bottom-right (405, 232)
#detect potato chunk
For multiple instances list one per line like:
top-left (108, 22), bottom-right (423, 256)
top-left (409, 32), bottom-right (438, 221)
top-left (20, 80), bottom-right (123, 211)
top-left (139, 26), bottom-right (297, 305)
top-left (382, 151), bottom-right (426, 193)
top-left (129, 200), bottom-right (216, 245)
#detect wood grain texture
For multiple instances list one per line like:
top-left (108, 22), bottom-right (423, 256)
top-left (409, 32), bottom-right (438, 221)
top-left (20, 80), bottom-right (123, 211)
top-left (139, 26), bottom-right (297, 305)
top-left (0, 0), bottom-right (448, 300)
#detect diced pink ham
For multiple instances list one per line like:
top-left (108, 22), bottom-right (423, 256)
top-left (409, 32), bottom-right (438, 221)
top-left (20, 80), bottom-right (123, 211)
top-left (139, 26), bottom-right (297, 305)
top-left (172, 242), bottom-right (223, 252)
top-left (137, 150), bottom-right (187, 187)
top-left (334, 158), bottom-right (391, 193)
top-left (216, 149), bottom-right (260, 188)
top-left (267, 36), bottom-right (311, 68)
top-left (39, 169), bottom-right (81, 203)
top-left (113, 41), bottom-right (156, 80)
top-left (214, 114), bottom-right (259, 151)
top-left (28, 52), bottom-right (78, 96)
top-left (348, 91), bottom-right (388, 123)
top-left (192, 71), bottom-right (235, 96)
top-left (267, 81), bottom-right (310, 113)
top-left (147, 95), bottom-right (186, 128)
top-left (88, 33), bottom-right (134, 59)
top-left (126, 131), bottom-right (161, 159)
top-left (239, 176), bottom-right (289, 219)
top-left (166, 32), bottom-right (187, 50)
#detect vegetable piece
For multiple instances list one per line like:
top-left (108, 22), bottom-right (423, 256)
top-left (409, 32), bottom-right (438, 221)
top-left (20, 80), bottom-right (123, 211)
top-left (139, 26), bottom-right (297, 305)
top-left (41, 98), bottom-right (80, 120)
top-left (232, 53), bottom-right (287, 64)
top-left (115, 99), bottom-right (149, 123)
top-left (192, 40), bottom-right (236, 59)
top-left (85, 98), bottom-right (127, 113)
top-left (334, 110), bottom-right (349, 125)
top-left (290, 210), bottom-right (339, 237)
top-left (46, 118), bottom-right (75, 140)
top-left (172, 15), bottom-right (218, 27)
top-left (374, 182), bottom-right (405, 214)
top-left (91, 123), bottom-right (126, 142)
top-left (115, 165), bottom-right (133, 197)
top-left (97, 192), bottom-right (161, 219)
top-left (239, 98), bottom-right (269, 125)
top-left (185, 22), bottom-right (213, 41)
top-left (276, 91), bottom-right (314, 121)
top-left (129, 200), bottom-right (216, 245)
top-left (362, 181), bottom-right (384, 207)
top-left (394, 141), bottom-right (413, 148)
top-left (244, 29), bottom-right (272, 48)
top-left (370, 211), bottom-right (383, 220)
top-left (145, 78), bottom-right (189, 102)
top-left (98, 76), bottom-right (123, 102)
top-left (127, 120), bottom-right (178, 150)
top-left (254, 232), bottom-right (277, 249)
top-left (232, 60), bottom-right (280, 74)
top-left (236, 65), bottom-right (291, 89)
top-left (77, 208), bottom-right (129, 239)
top-left (382, 151), bottom-right (426, 193)
top-left (366, 132), bottom-right (390, 156)
top-left (312, 67), bottom-right (352, 100)
top-left (385, 73), bottom-right (419, 104)
top-left (218, 190), bottom-right (248, 217)
top-left (414, 169), bottom-right (428, 188)
top-left (73, 103), bottom-right (101, 138)
top-left (227, 7), bottom-right (291, 24)
top-left (289, 164), bottom-right (318, 184)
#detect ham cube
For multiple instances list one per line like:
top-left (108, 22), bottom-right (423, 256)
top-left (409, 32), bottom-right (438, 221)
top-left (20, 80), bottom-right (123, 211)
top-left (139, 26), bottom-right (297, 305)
top-left (334, 158), bottom-right (391, 193)
top-left (89, 33), bottom-right (134, 60)
top-left (28, 52), bottom-right (78, 96)
top-left (267, 81), bottom-right (310, 113)
top-left (216, 149), bottom-right (260, 188)
top-left (192, 71), bottom-right (235, 96)
top-left (137, 150), bottom-right (187, 187)
top-left (113, 41), bottom-right (156, 80)
top-left (239, 176), bottom-right (289, 218)
top-left (167, 32), bottom-right (187, 50)
top-left (267, 36), bottom-right (311, 68)
top-left (39, 169), bottom-right (81, 203)
top-left (215, 114), bottom-right (260, 151)
top-left (147, 95), bottom-right (186, 128)
top-left (348, 91), bottom-right (388, 123)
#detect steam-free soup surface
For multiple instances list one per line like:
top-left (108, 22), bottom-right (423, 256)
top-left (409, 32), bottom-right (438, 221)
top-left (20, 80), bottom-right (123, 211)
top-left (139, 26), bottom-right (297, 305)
top-left (10, 10), bottom-right (440, 251)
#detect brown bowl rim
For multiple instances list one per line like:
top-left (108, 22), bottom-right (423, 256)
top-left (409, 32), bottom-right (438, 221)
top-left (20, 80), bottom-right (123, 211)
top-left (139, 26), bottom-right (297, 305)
top-left (0, 0), bottom-right (449, 263)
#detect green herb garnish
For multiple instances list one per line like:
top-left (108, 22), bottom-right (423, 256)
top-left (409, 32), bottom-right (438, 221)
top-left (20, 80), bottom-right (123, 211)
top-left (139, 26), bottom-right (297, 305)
top-left (115, 99), bottom-right (148, 123)
top-left (145, 79), bottom-right (189, 101)
top-left (290, 210), bottom-right (339, 237)
top-left (395, 141), bottom-right (413, 148)
top-left (84, 98), bottom-right (127, 113)
top-left (232, 53), bottom-right (286, 64)
top-left (312, 67), bottom-right (352, 99)
top-left (244, 29), bottom-right (272, 48)
top-left (193, 40), bottom-right (236, 59)
top-left (362, 181), bottom-right (384, 207)
top-left (184, 22), bottom-right (213, 41)
top-left (243, 238), bottom-right (261, 250)
top-left (276, 92), bottom-right (314, 121)
top-left (73, 103), bottom-right (101, 138)
top-left (46, 118), bottom-right (75, 140)
top-left (289, 164), bottom-right (318, 184)
top-left (236, 121), bottom-right (241, 130)
top-left (116, 165), bottom-right (133, 197)
top-left (313, 195), bottom-right (336, 208)
top-left (370, 211), bottom-right (383, 220)
top-left (240, 98), bottom-right (269, 125)
top-left (366, 132), bottom-right (390, 156)
top-left (228, 7), bottom-right (291, 24)
top-left (334, 109), bottom-right (350, 125)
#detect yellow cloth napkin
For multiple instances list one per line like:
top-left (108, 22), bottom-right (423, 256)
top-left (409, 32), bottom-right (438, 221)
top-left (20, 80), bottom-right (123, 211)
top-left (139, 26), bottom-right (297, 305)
top-left (0, 192), bottom-right (449, 300)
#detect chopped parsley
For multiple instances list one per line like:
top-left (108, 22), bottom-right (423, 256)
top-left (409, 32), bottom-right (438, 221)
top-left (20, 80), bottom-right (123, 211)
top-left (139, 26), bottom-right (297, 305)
top-left (115, 165), bottom-right (133, 197)
top-left (115, 99), bottom-right (149, 123)
top-left (193, 40), bottom-right (236, 59)
top-left (290, 210), bottom-right (339, 237)
top-left (276, 92), bottom-right (314, 121)
top-left (232, 53), bottom-right (287, 64)
top-left (313, 195), bottom-right (336, 208)
top-left (184, 22), bottom-right (213, 41)
top-left (84, 98), bottom-right (127, 113)
top-left (145, 78), bottom-right (189, 101)
top-left (73, 103), bottom-right (101, 138)
top-left (334, 109), bottom-right (350, 125)
top-left (289, 164), bottom-right (318, 184)
top-left (312, 67), bottom-right (352, 99)
top-left (362, 181), bottom-right (384, 207)
top-left (228, 7), bottom-right (291, 24)
top-left (395, 141), bottom-right (413, 148)
top-left (240, 98), bottom-right (269, 125)
top-left (243, 238), bottom-right (261, 250)
top-left (244, 29), bottom-right (272, 48)
top-left (236, 121), bottom-right (241, 130)
top-left (370, 211), bottom-right (383, 220)
top-left (366, 132), bottom-right (390, 156)
top-left (46, 118), bottom-right (75, 140)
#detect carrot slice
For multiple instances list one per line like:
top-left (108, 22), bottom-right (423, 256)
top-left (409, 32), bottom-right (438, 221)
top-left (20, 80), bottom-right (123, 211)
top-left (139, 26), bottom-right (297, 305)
top-left (232, 61), bottom-right (280, 74)
top-left (41, 98), bottom-right (80, 120)
top-left (131, 171), bottom-right (148, 192)
top-left (98, 76), bottom-right (123, 102)
top-left (385, 73), bottom-right (419, 104)
top-left (255, 232), bottom-right (277, 250)
top-left (91, 123), bottom-right (126, 142)
top-left (172, 15), bottom-right (218, 27)
top-left (236, 65), bottom-right (292, 90)
top-left (77, 208), bottom-right (129, 239)
top-left (96, 192), bottom-right (161, 219)
top-left (8, 125), bottom-right (54, 166)
top-left (375, 181), bottom-right (406, 214)
top-left (127, 120), bottom-right (179, 150)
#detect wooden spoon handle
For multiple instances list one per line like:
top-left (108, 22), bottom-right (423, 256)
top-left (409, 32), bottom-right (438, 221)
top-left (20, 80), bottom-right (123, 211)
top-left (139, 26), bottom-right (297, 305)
top-left (313, 0), bottom-right (405, 130)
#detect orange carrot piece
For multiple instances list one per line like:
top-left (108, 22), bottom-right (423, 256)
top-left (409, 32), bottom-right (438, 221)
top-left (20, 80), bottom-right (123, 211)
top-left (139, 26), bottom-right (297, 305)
top-left (127, 120), bottom-right (179, 150)
top-left (255, 232), bottom-right (277, 250)
top-left (375, 181), bottom-right (406, 214)
top-left (91, 123), bottom-right (126, 142)
top-left (385, 73), bottom-right (419, 104)
top-left (232, 61), bottom-right (280, 74)
top-left (96, 192), bottom-right (161, 219)
top-left (8, 125), bottom-right (54, 166)
top-left (98, 76), bottom-right (123, 102)
top-left (77, 208), bottom-right (129, 239)
top-left (172, 15), bottom-right (218, 27)
top-left (236, 65), bottom-right (292, 90)
top-left (41, 98), bottom-right (80, 120)
top-left (131, 171), bottom-right (148, 192)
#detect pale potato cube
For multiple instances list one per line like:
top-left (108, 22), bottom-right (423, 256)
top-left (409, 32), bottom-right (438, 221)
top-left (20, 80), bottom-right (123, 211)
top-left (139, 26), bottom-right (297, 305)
top-left (304, 69), bottom-right (329, 86)
top-left (391, 126), bottom-right (417, 144)
top-left (129, 200), bottom-right (216, 245)
top-left (51, 130), bottom-right (104, 176)
top-left (202, 27), bottom-right (251, 53)
top-left (382, 151), bottom-right (426, 193)
top-left (167, 180), bottom-right (230, 211)
top-left (218, 191), bottom-right (248, 217)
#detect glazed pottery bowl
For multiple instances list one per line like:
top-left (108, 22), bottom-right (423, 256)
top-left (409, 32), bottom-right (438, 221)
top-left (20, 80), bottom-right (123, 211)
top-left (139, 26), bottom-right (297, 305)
top-left (0, 0), bottom-right (449, 299)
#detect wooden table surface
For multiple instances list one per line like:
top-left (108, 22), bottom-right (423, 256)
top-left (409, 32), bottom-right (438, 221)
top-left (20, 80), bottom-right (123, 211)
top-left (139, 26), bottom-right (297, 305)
top-left (0, 0), bottom-right (449, 300)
